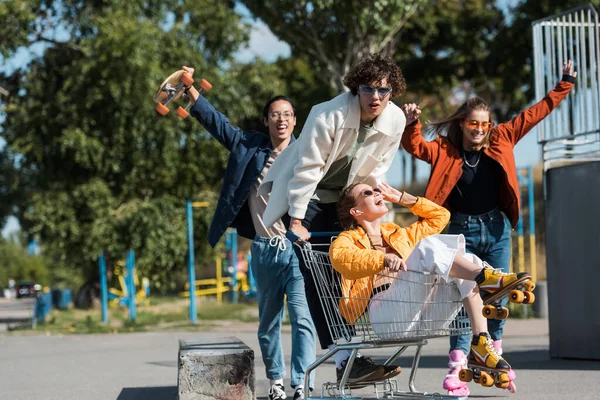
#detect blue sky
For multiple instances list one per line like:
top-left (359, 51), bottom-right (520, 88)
top-left (1, 0), bottom-right (541, 237)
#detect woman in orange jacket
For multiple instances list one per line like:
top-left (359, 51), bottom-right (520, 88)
top-left (329, 182), bottom-right (529, 389)
top-left (401, 60), bottom-right (577, 395)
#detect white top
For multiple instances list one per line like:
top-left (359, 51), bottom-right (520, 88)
top-left (259, 91), bottom-right (406, 228)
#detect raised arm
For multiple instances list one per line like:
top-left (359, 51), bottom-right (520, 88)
top-left (495, 60), bottom-right (577, 146)
top-left (183, 66), bottom-right (244, 151)
top-left (378, 183), bottom-right (450, 243)
top-left (400, 103), bottom-right (439, 163)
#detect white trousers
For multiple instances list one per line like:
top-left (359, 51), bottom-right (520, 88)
top-left (368, 234), bottom-right (482, 339)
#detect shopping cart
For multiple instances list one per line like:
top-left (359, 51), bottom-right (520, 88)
top-left (290, 232), bottom-right (471, 400)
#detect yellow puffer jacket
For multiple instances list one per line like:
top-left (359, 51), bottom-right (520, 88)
top-left (329, 197), bottom-right (450, 323)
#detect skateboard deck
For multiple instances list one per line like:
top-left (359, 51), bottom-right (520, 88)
top-left (154, 70), bottom-right (212, 119)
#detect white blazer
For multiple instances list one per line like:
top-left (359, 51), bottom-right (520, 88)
top-left (259, 91), bottom-right (406, 228)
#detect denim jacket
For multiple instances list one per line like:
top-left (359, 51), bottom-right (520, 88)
top-left (190, 96), bottom-right (295, 247)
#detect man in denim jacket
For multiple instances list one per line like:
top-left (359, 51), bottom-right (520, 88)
top-left (182, 66), bottom-right (315, 400)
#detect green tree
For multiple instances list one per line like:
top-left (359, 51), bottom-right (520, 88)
top-left (241, 0), bottom-right (428, 91)
top-left (242, 1), bottom-right (510, 184)
top-left (0, 0), bottom-right (285, 294)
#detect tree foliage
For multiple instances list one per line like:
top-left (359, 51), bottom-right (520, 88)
top-left (0, 0), bottom-right (285, 291)
top-left (241, 0), bottom-right (427, 91)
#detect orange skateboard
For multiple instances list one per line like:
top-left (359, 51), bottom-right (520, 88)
top-left (481, 274), bottom-right (536, 320)
top-left (153, 70), bottom-right (212, 119)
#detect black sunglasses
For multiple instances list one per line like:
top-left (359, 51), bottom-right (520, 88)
top-left (360, 188), bottom-right (382, 197)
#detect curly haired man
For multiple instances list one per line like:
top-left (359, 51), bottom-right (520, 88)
top-left (259, 53), bottom-right (407, 386)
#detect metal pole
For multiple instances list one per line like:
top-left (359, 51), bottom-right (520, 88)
top-left (247, 253), bottom-right (256, 296)
top-left (528, 166), bottom-right (537, 283)
top-left (186, 200), bottom-right (197, 325)
top-left (231, 228), bottom-right (238, 304)
top-left (517, 171), bottom-right (525, 274)
top-left (99, 252), bottom-right (108, 324)
top-left (127, 250), bottom-right (136, 321)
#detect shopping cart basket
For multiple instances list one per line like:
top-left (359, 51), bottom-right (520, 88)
top-left (291, 233), bottom-right (471, 400)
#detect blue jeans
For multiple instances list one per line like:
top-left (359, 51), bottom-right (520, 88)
top-left (447, 208), bottom-right (512, 355)
top-left (250, 236), bottom-right (316, 389)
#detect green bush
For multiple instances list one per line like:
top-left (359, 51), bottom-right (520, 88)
top-left (0, 238), bottom-right (84, 290)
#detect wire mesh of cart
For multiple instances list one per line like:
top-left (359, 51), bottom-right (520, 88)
top-left (291, 233), bottom-right (471, 400)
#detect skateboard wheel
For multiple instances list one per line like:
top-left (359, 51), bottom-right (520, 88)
top-left (510, 289), bottom-right (524, 303)
top-left (495, 373), bottom-right (510, 389)
top-left (497, 306), bottom-right (509, 320)
top-left (181, 72), bottom-right (194, 86)
top-left (522, 291), bottom-right (535, 304)
top-left (199, 78), bottom-right (212, 92)
top-left (155, 102), bottom-right (169, 116)
top-left (458, 368), bottom-right (473, 382)
top-left (480, 371), bottom-right (494, 387)
top-left (482, 305), bottom-right (497, 319)
top-left (523, 280), bottom-right (536, 292)
top-left (176, 106), bottom-right (189, 119)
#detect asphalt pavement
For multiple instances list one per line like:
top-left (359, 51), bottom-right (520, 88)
top-left (0, 317), bottom-right (599, 400)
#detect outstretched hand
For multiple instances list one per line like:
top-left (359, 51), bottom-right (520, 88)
top-left (402, 103), bottom-right (421, 125)
top-left (563, 60), bottom-right (577, 78)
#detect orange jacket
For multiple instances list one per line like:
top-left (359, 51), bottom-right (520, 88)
top-left (329, 197), bottom-right (450, 323)
top-left (401, 80), bottom-right (574, 227)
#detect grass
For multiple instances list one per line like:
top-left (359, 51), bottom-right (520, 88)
top-left (9, 296), bottom-right (259, 335)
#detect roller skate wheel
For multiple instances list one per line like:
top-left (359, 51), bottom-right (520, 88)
top-left (459, 368), bottom-right (473, 382)
top-left (522, 291), bottom-right (535, 304)
top-left (483, 305), bottom-right (497, 319)
top-left (523, 280), bottom-right (536, 292)
top-left (480, 372), bottom-right (494, 387)
top-left (495, 373), bottom-right (510, 389)
top-left (510, 290), bottom-right (524, 303)
top-left (497, 306), bottom-right (510, 320)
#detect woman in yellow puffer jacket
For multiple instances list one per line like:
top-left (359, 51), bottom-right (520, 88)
top-left (329, 182), bottom-right (521, 384)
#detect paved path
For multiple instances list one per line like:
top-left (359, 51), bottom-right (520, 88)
top-left (0, 318), bottom-right (599, 400)
top-left (0, 298), bottom-right (34, 331)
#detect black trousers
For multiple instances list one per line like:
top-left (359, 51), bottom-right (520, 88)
top-left (284, 200), bottom-right (352, 349)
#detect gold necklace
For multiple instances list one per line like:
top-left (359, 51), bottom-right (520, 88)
top-left (463, 151), bottom-right (481, 168)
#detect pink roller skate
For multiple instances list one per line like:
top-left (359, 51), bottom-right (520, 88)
top-left (443, 350), bottom-right (470, 396)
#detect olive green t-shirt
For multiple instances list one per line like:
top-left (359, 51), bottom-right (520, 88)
top-left (314, 124), bottom-right (372, 203)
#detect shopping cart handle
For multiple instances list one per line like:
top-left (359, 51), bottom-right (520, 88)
top-left (285, 231), bottom-right (339, 245)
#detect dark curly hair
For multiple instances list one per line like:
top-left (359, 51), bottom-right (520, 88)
top-left (337, 183), bottom-right (363, 231)
top-left (343, 53), bottom-right (406, 98)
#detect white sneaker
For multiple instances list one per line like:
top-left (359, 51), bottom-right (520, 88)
top-left (293, 387), bottom-right (304, 400)
top-left (268, 383), bottom-right (287, 400)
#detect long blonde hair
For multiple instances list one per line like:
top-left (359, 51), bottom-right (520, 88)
top-left (429, 97), bottom-right (493, 151)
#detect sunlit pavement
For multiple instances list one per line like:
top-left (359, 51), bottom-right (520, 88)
top-left (0, 318), bottom-right (598, 400)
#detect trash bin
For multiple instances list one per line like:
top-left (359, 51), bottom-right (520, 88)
top-left (35, 292), bottom-right (53, 323)
top-left (51, 289), bottom-right (72, 310)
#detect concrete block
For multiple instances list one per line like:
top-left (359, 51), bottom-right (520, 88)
top-left (177, 336), bottom-right (255, 400)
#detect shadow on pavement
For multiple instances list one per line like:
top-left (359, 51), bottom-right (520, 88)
top-left (116, 386), bottom-right (177, 400)
top-left (369, 349), bottom-right (600, 371)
